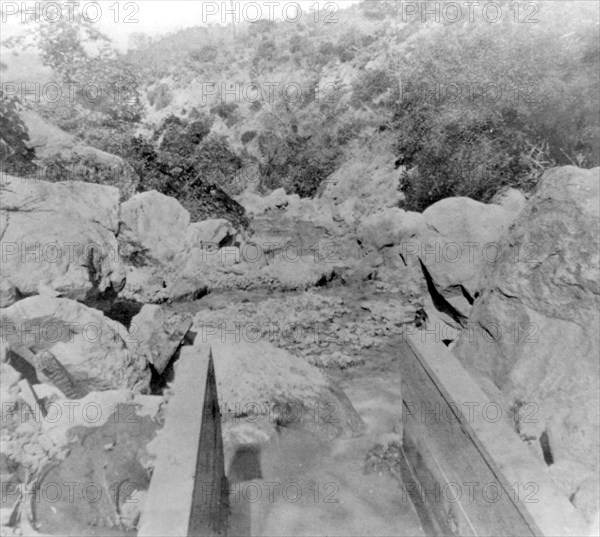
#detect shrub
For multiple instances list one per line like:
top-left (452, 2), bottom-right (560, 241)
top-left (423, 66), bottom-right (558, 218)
top-left (351, 69), bottom-right (394, 108)
top-left (193, 134), bottom-right (243, 195)
top-left (210, 102), bottom-right (239, 126)
top-left (256, 130), bottom-right (341, 197)
top-left (241, 130), bottom-right (257, 144)
top-left (388, 1), bottom-right (599, 211)
top-left (156, 113), bottom-right (212, 156)
top-left (147, 83), bottom-right (173, 110)
top-left (0, 92), bottom-right (37, 176)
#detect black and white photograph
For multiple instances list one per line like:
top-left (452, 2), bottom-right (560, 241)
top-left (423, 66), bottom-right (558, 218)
top-left (1, 1), bottom-right (599, 535)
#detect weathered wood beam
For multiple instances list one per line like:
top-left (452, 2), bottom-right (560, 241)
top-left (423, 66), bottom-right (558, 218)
top-left (138, 346), bottom-right (228, 537)
top-left (399, 334), bottom-right (588, 537)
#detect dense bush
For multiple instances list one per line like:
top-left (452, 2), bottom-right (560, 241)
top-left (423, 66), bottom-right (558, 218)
top-left (147, 83), bottom-right (173, 110)
top-left (241, 130), bottom-right (257, 144)
top-left (0, 92), bottom-right (37, 176)
top-left (351, 69), bottom-right (394, 109)
top-left (385, 0), bottom-right (599, 210)
top-left (210, 102), bottom-right (239, 126)
top-left (193, 134), bottom-right (243, 194)
top-left (112, 115), bottom-right (246, 215)
top-left (256, 129), bottom-right (341, 197)
top-left (156, 114), bottom-right (213, 156)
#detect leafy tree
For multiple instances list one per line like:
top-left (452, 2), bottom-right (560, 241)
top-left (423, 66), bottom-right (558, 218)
top-left (2, 2), bottom-right (143, 132)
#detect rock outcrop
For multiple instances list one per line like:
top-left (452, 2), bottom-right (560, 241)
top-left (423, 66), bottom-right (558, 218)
top-left (357, 194), bottom-right (524, 298)
top-left (197, 336), bottom-right (365, 445)
top-left (0, 280), bottom-right (19, 308)
top-left (185, 218), bottom-right (238, 249)
top-left (20, 109), bottom-right (138, 200)
top-left (453, 166), bottom-right (600, 521)
top-left (236, 187), bottom-right (290, 216)
top-left (1, 387), bottom-right (161, 535)
top-left (119, 190), bottom-right (191, 264)
top-left (34, 396), bottom-right (159, 534)
top-left (1, 296), bottom-right (150, 392)
top-left (128, 305), bottom-right (192, 374)
top-left (1, 175), bottom-right (125, 309)
top-left (117, 192), bottom-right (242, 302)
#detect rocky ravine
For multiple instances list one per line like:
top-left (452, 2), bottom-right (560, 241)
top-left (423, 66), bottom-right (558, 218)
top-left (1, 166), bottom-right (598, 534)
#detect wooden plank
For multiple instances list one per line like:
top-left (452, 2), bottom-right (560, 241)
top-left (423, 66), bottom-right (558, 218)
top-left (138, 346), bottom-right (228, 537)
top-left (400, 343), bottom-right (529, 536)
top-left (399, 335), bottom-right (588, 537)
top-left (397, 428), bottom-right (444, 537)
top-left (188, 350), bottom-right (228, 536)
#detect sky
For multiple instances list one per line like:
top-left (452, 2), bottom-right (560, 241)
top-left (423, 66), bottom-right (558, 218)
top-left (1, 1), bottom-right (362, 50)
top-left (99, 0), bottom-right (362, 48)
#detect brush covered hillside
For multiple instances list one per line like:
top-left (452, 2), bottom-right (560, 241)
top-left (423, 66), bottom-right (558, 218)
top-left (3, 0), bottom-right (598, 219)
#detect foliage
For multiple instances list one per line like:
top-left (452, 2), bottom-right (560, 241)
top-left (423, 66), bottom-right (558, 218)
top-left (3, 0), bottom-right (597, 215)
top-left (147, 83), bottom-right (173, 110)
top-left (0, 92), bottom-right (37, 176)
top-left (210, 102), bottom-right (239, 126)
top-left (193, 134), bottom-right (243, 193)
top-left (3, 2), bottom-right (144, 133)
top-left (385, 0), bottom-right (599, 210)
top-left (351, 69), bottom-right (394, 109)
top-left (241, 130), bottom-right (257, 144)
top-left (104, 114), bottom-right (246, 218)
top-left (155, 113), bottom-right (213, 156)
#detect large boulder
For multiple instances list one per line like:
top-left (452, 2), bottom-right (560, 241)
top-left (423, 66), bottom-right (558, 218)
top-left (118, 257), bottom-right (209, 305)
top-left (1, 388), bottom-right (161, 535)
top-left (117, 193), bottom-right (252, 301)
top-left (116, 192), bottom-right (215, 303)
top-left (453, 166), bottom-right (600, 519)
top-left (357, 196), bottom-right (522, 297)
top-left (235, 188), bottom-right (289, 216)
top-left (185, 218), bottom-right (238, 249)
top-left (358, 207), bottom-right (425, 251)
top-left (0, 280), bottom-right (19, 309)
top-left (0, 296), bottom-right (150, 392)
top-left (1, 175), bottom-right (125, 308)
top-left (118, 190), bottom-right (191, 264)
top-left (417, 196), bottom-right (519, 295)
top-left (20, 109), bottom-right (138, 200)
top-left (128, 305), bottom-right (192, 374)
top-left (34, 394), bottom-right (160, 535)
top-left (195, 336), bottom-right (365, 446)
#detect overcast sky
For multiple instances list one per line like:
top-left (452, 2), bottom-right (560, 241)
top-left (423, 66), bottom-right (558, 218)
top-left (1, 1), bottom-right (361, 50)
top-left (101, 0), bottom-right (361, 47)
